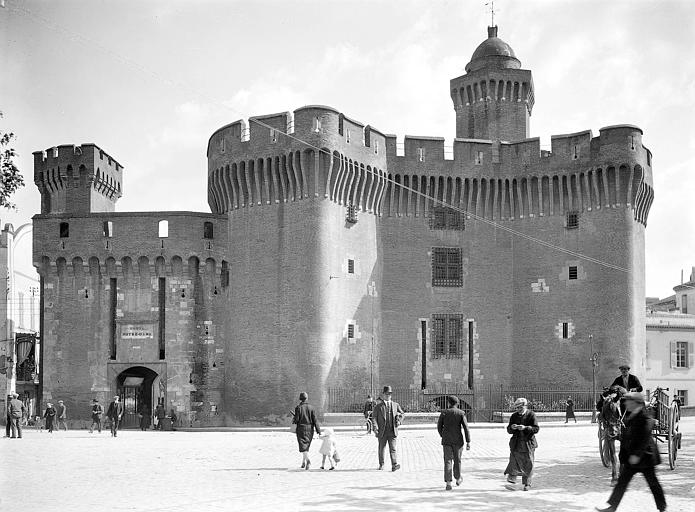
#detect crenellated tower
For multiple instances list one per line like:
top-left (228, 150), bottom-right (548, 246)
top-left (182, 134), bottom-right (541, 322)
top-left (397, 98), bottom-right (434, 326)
top-left (33, 144), bottom-right (123, 215)
top-left (450, 26), bottom-right (534, 141)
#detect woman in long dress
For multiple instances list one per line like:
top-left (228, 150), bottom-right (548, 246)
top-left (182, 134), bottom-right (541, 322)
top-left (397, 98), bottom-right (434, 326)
top-left (293, 392), bottom-right (321, 470)
top-left (504, 397), bottom-right (540, 491)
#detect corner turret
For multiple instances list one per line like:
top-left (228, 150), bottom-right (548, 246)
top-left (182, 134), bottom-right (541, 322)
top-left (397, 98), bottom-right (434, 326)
top-left (33, 144), bottom-right (122, 215)
top-left (450, 26), bottom-right (534, 142)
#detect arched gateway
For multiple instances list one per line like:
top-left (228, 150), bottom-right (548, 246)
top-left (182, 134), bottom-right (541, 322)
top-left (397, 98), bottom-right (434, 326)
top-left (114, 366), bottom-right (161, 429)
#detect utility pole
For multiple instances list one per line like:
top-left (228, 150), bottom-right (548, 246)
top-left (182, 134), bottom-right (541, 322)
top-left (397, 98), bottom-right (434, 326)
top-left (368, 281), bottom-right (377, 396)
top-left (589, 334), bottom-right (599, 423)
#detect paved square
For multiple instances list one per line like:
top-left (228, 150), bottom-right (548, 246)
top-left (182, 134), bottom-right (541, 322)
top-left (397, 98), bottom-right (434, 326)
top-left (1, 420), bottom-right (692, 511)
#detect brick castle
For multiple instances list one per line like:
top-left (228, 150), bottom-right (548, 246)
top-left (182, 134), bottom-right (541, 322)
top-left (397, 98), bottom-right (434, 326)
top-left (31, 26), bottom-right (653, 425)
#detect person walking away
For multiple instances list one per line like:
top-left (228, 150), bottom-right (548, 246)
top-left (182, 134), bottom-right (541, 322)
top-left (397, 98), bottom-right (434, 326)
top-left (89, 398), bottom-right (103, 433)
top-left (437, 395), bottom-right (471, 490)
top-left (319, 427), bottom-right (338, 470)
top-left (292, 391), bottom-right (321, 470)
top-left (373, 385), bottom-right (404, 471)
top-left (363, 395), bottom-right (375, 434)
top-left (106, 395), bottom-right (124, 437)
top-left (595, 392), bottom-right (666, 512)
top-left (8, 392), bottom-right (26, 439)
top-left (138, 403), bottom-right (150, 431)
top-left (565, 396), bottom-right (576, 424)
top-left (55, 400), bottom-right (68, 431)
top-left (504, 397), bottom-right (539, 491)
top-left (43, 402), bottom-right (56, 433)
top-left (155, 401), bottom-right (166, 430)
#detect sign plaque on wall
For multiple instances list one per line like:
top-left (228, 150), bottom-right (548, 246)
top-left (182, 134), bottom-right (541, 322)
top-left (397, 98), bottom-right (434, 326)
top-left (120, 324), bottom-right (155, 339)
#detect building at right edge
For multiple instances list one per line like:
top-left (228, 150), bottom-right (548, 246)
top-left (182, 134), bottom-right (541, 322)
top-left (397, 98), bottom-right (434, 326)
top-left (208, 25), bottom-right (654, 416)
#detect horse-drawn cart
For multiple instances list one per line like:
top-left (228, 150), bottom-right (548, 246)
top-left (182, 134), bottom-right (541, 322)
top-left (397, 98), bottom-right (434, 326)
top-left (648, 387), bottom-right (682, 470)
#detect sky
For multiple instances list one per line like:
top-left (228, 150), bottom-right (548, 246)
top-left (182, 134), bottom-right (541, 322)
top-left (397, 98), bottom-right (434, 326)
top-left (1, 0), bottom-right (694, 299)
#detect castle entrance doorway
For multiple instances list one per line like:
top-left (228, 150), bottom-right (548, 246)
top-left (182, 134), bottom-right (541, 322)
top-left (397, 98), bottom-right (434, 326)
top-left (116, 366), bottom-right (158, 429)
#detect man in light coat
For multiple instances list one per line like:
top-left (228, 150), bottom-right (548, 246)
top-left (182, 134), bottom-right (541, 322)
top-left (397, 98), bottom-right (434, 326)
top-left (8, 392), bottom-right (26, 439)
top-left (373, 385), bottom-right (404, 471)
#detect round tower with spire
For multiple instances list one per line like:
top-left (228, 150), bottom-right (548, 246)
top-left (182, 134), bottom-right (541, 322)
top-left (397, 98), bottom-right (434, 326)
top-left (450, 26), bottom-right (534, 141)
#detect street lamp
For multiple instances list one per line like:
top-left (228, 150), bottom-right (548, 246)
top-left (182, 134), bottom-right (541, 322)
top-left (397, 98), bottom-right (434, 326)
top-left (367, 281), bottom-right (377, 396)
top-left (589, 334), bottom-right (599, 423)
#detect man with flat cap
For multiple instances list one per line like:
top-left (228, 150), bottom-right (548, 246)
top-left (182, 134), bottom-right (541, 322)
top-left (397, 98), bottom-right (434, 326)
top-left (610, 364), bottom-right (643, 394)
top-left (106, 395), bottom-right (124, 437)
top-left (373, 385), bottom-right (404, 471)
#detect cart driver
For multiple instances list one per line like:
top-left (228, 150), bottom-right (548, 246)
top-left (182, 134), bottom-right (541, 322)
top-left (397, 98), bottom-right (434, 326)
top-left (610, 364), bottom-right (643, 393)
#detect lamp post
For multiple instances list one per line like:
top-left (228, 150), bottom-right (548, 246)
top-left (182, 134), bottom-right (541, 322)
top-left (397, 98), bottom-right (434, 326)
top-left (367, 281), bottom-right (377, 396)
top-left (589, 334), bottom-right (599, 423)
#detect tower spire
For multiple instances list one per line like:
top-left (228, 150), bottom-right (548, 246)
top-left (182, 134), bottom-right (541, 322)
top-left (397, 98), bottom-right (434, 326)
top-left (486, 1), bottom-right (496, 27)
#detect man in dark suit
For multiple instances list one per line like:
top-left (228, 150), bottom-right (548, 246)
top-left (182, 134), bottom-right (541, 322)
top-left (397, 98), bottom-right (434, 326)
top-left (373, 385), bottom-right (404, 471)
top-left (106, 395), bottom-right (124, 437)
top-left (437, 395), bottom-right (471, 490)
top-left (610, 364), bottom-right (643, 393)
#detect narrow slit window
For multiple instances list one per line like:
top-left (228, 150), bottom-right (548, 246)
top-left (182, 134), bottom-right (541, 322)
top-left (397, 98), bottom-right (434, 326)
top-left (220, 138), bottom-right (225, 153)
top-left (347, 259), bottom-right (355, 274)
top-left (475, 151), bottom-right (484, 165)
top-left (103, 221), bottom-right (113, 238)
top-left (270, 128), bottom-right (278, 143)
top-left (562, 322), bottom-right (569, 339)
top-left (313, 117), bottom-right (321, 133)
top-left (59, 222), bottom-right (69, 238)
top-left (417, 147), bottom-right (425, 162)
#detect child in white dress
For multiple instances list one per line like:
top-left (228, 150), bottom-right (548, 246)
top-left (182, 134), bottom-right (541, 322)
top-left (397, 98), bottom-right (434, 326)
top-left (319, 427), bottom-right (338, 470)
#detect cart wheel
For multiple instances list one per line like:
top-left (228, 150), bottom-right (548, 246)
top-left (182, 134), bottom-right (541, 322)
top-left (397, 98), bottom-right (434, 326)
top-left (598, 422), bottom-right (610, 467)
top-left (668, 401), bottom-right (680, 470)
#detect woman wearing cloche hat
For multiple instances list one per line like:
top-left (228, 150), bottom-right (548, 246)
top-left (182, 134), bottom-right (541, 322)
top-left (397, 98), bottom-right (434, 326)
top-left (504, 397), bottom-right (540, 491)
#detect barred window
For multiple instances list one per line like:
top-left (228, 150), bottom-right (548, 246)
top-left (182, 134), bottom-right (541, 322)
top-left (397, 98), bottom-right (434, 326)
top-left (432, 248), bottom-right (463, 287)
top-left (568, 266), bottom-right (578, 280)
top-left (430, 207), bottom-right (465, 230)
top-left (432, 314), bottom-right (464, 358)
top-left (566, 211), bottom-right (579, 229)
top-left (347, 324), bottom-right (355, 339)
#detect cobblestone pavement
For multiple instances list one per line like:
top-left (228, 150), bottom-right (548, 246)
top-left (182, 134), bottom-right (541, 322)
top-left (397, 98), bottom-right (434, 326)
top-left (1, 419), bottom-right (693, 512)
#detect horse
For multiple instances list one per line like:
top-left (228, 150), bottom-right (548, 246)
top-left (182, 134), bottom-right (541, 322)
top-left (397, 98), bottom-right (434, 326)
top-left (599, 386), bottom-right (626, 485)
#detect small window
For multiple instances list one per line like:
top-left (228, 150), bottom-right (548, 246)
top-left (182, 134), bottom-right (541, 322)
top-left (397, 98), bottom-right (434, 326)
top-left (417, 147), bottom-right (425, 162)
top-left (347, 324), bottom-right (355, 339)
top-left (432, 248), bottom-right (463, 287)
top-left (346, 128), bottom-right (351, 144)
top-left (203, 222), bottom-right (214, 240)
top-left (682, 294), bottom-right (688, 314)
top-left (270, 128), bottom-right (278, 143)
top-left (475, 151), bottom-right (484, 165)
top-left (158, 220), bottom-right (169, 238)
top-left (313, 117), bottom-right (321, 133)
top-left (103, 221), bottom-right (113, 238)
top-left (220, 138), bottom-right (225, 153)
top-left (347, 259), bottom-right (355, 274)
top-left (59, 222), bottom-right (69, 238)
top-left (569, 266), bottom-right (578, 280)
top-left (566, 212), bottom-right (579, 229)
top-left (562, 322), bottom-right (569, 339)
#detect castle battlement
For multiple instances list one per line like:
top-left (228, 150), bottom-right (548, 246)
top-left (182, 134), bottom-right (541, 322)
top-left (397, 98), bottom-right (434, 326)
top-left (33, 143), bottom-right (123, 215)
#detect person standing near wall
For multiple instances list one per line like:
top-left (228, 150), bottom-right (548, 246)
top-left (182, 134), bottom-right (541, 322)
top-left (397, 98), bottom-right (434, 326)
top-left (8, 392), bottom-right (26, 439)
top-left (43, 402), bottom-right (56, 433)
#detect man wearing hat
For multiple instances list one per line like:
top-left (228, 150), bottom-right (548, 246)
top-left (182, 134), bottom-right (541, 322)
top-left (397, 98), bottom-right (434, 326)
top-left (610, 364), bottom-right (643, 394)
top-left (89, 398), bottom-right (103, 433)
top-left (55, 399), bottom-right (68, 431)
top-left (7, 392), bottom-right (26, 439)
top-left (596, 392), bottom-right (666, 512)
top-left (437, 395), bottom-right (471, 490)
top-left (372, 385), bottom-right (404, 471)
top-left (106, 395), bottom-right (124, 437)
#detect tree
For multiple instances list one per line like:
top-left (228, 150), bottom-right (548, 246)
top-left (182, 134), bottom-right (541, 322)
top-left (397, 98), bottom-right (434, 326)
top-left (0, 111), bottom-right (25, 209)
